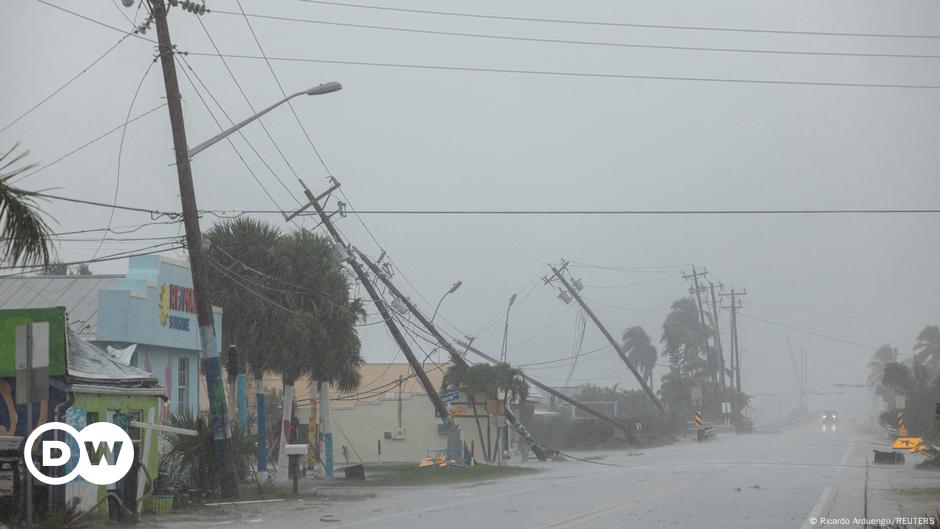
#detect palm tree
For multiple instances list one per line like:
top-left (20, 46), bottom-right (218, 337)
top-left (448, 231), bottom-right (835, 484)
top-left (1, 143), bottom-right (52, 266)
top-left (914, 325), bottom-right (940, 373)
top-left (269, 229), bottom-right (364, 469)
top-left (443, 362), bottom-right (527, 462)
top-left (867, 344), bottom-right (898, 387)
top-left (661, 298), bottom-right (709, 376)
top-left (623, 326), bottom-right (657, 391)
top-left (205, 218), bottom-right (283, 479)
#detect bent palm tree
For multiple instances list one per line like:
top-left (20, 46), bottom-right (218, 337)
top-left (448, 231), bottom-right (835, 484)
top-left (867, 344), bottom-right (898, 387)
top-left (1, 143), bottom-right (52, 266)
top-left (623, 326), bottom-right (657, 391)
top-left (914, 325), bottom-right (940, 373)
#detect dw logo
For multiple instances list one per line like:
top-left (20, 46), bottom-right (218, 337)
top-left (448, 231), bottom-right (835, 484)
top-left (24, 422), bottom-right (134, 485)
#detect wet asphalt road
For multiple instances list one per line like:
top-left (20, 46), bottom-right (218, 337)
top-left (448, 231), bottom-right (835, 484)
top-left (163, 423), bottom-right (908, 529)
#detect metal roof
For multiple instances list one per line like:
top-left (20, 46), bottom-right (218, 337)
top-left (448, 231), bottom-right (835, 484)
top-left (0, 275), bottom-right (121, 340)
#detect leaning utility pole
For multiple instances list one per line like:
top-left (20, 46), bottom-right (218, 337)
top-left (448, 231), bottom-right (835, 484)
top-left (151, 0), bottom-right (237, 497)
top-left (355, 251), bottom-right (549, 461)
top-left (293, 182), bottom-right (453, 424)
top-left (708, 282), bottom-right (726, 390)
top-left (683, 266), bottom-right (714, 381)
top-left (726, 289), bottom-right (746, 392)
top-left (548, 263), bottom-right (664, 412)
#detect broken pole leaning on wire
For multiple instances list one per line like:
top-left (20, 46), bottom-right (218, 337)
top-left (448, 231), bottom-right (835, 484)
top-left (548, 263), bottom-right (664, 412)
top-left (291, 181), bottom-right (453, 426)
top-left (356, 250), bottom-right (549, 461)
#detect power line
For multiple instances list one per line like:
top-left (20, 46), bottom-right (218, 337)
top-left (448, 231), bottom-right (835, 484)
top-left (35, 193), bottom-right (940, 217)
top-left (91, 57), bottom-right (158, 261)
top-left (174, 54), bottom-right (290, 215)
top-left (299, 0), bottom-right (940, 41)
top-left (186, 52), bottom-right (940, 90)
top-left (35, 0), bottom-right (156, 43)
top-left (194, 16), bottom-right (306, 205)
top-left (220, 10), bottom-right (940, 60)
top-left (13, 103), bottom-right (167, 184)
top-left (738, 312), bottom-right (876, 349)
top-left (0, 242), bottom-right (184, 276)
top-left (233, 0), bottom-right (334, 178)
top-left (0, 34), bottom-right (133, 135)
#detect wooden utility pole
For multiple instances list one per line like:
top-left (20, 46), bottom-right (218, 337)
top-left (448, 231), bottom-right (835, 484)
top-left (355, 250), bottom-right (549, 460)
top-left (151, 0), bottom-right (237, 497)
top-left (708, 282), bottom-right (726, 389)
top-left (726, 289), bottom-right (746, 392)
top-left (292, 183), bottom-right (453, 425)
top-left (683, 266), bottom-right (714, 381)
top-left (548, 263), bottom-right (664, 412)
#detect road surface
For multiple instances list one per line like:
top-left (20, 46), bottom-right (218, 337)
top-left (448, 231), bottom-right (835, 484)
top-left (152, 423), bottom-right (938, 529)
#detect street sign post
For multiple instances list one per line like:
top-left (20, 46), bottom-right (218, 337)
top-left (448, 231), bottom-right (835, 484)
top-left (895, 395), bottom-right (906, 410)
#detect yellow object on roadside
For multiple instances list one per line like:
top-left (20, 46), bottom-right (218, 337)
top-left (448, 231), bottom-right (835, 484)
top-left (892, 437), bottom-right (924, 451)
top-left (418, 457), bottom-right (434, 468)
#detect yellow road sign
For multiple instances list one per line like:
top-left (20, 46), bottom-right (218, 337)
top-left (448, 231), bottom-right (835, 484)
top-left (892, 437), bottom-right (923, 450)
top-left (694, 411), bottom-right (703, 429)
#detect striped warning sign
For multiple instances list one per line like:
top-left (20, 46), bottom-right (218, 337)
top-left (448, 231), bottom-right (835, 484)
top-left (694, 410), bottom-right (703, 430)
top-left (897, 411), bottom-right (908, 437)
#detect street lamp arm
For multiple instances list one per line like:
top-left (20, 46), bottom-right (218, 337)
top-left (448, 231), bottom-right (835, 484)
top-left (187, 90), bottom-right (306, 159)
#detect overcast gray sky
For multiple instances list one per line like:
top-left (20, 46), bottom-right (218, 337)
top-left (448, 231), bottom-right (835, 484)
top-left (3, 0), bottom-right (939, 420)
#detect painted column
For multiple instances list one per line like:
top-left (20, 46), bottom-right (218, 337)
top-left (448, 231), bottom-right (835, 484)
top-left (277, 383), bottom-right (294, 478)
top-left (236, 374), bottom-right (248, 435)
top-left (254, 377), bottom-right (267, 481)
top-left (318, 382), bottom-right (333, 479)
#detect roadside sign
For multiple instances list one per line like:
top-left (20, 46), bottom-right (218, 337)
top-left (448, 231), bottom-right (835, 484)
top-left (892, 437), bottom-right (922, 450)
top-left (721, 402), bottom-right (731, 414)
top-left (440, 391), bottom-right (460, 403)
top-left (895, 395), bottom-right (906, 410)
top-left (691, 386), bottom-right (702, 402)
top-left (15, 322), bottom-right (50, 405)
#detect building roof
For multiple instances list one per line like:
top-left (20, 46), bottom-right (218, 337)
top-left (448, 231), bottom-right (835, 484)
top-left (0, 275), bottom-right (121, 340)
top-left (66, 328), bottom-right (159, 387)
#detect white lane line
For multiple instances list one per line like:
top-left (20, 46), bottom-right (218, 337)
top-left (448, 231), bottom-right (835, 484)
top-left (800, 485), bottom-right (832, 529)
top-left (835, 439), bottom-right (853, 475)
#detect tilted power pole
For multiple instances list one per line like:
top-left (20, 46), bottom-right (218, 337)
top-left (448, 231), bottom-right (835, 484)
top-left (683, 266), bottom-right (714, 381)
top-left (548, 263), bottom-right (664, 412)
top-left (708, 282), bottom-right (726, 389)
top-left (151, 0), bottom-right (237, 497)
top-left (355, 251), bottom-right (549, 461)
top-left (292, 182), bottom-right (453, 425)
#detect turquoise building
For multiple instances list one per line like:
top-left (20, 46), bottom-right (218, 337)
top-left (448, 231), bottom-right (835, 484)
top-left (97, 255), bottom-right (223, 416)
top-left (0, 254), bottom-right (222, 417)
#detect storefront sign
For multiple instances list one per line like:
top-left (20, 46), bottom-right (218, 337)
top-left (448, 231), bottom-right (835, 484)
top-left (159, 283), bottom-right (196, 331)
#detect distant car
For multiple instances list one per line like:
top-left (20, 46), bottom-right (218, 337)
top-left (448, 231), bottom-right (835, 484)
top-left (821, 410), bottom-right (839, 432)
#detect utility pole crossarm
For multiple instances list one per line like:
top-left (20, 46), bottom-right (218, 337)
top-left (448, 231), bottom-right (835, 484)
top-left (548, 264), bottom-right (664, 412)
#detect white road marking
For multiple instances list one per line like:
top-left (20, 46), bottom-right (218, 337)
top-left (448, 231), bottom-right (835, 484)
top-left (801, 485), bottom-right (832, 529)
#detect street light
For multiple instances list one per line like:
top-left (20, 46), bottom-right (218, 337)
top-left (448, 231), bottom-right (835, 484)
top-left (187, 81), bottom-right (342, 158)
top-left (431, 281), bottom-right (462, 323)
top-left (500, 293), bottom-right (517, 363)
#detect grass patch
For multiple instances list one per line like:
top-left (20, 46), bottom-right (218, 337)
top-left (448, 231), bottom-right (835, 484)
top-left (324, 463), bottom-right (540, 486)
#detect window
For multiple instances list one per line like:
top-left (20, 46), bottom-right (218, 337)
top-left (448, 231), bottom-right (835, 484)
top-left (86, 411), bottom-right (99, 425)
top-left (178, 357), bottom-right (189, 413)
